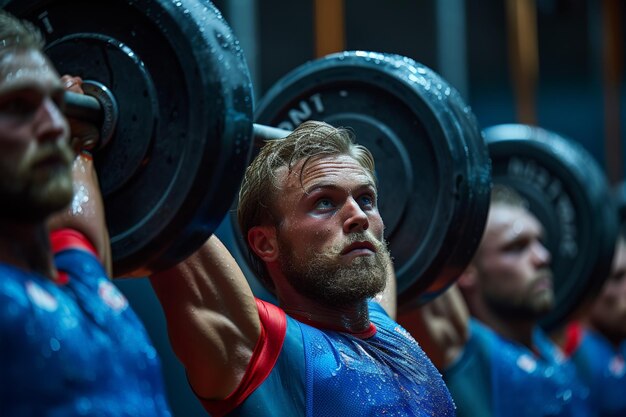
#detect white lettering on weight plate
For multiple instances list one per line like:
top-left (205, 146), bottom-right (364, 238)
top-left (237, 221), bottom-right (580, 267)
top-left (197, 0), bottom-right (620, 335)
top-left (508, 157), bottom-right (578, 257)
top-left (277, 93), bottom-right (325, 130)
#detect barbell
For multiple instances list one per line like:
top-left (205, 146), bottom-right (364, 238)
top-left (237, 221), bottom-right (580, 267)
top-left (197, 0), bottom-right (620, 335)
top-left (61, 49), bottom-right (492, 308)
top-left (217, 51), bottom-right (492, 308)
top-left (3, 0), bottom-right (618, 323)
top-left (3, 0), bottom-right (491, 306)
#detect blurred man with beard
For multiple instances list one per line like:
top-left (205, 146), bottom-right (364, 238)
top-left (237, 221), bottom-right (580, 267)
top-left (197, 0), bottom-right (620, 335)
top-left (562, 225), bottom-right (626, 416)
top-left (400, 185), bottom-right (594, 417)
top-left (0, 11), bottom-right (171, 416)
top-left (150, 120), bottom-right (456, 417)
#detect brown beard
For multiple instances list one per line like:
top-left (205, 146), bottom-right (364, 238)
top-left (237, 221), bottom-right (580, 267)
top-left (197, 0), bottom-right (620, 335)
top-left (277, 231), bottom-right (390, 307)
top-left (0, 143), bottom-right (74, 222)
top-left (484, 269), bottom-right (555, 321)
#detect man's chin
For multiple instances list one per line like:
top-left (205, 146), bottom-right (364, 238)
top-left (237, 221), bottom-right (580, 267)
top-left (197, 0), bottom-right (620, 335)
top-left (294, 262), bottom-right (386, 306)
top-left (36, 177), bottom-right (73, 209)
top-left (530, 295), bottom-right (555, 317)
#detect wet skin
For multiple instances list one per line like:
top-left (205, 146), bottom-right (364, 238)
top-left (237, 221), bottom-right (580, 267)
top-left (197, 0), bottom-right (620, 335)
top-left (0, 49), bottom-right (72, 221)
top-left (266, 154), bottom-right (390, 330)
top-left (275, 153), bottom-right (384, 264)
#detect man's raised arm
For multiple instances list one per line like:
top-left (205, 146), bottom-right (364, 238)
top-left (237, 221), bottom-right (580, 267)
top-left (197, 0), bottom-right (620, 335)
top-left (149, 235), bottom-right (261, 400)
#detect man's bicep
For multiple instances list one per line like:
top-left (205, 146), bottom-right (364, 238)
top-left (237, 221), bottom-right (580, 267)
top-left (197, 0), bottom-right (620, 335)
top-left (149, 235), bottom-right (262, 400)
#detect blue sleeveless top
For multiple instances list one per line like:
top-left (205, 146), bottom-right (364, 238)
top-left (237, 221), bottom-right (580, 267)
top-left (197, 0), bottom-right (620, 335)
top-left (570, 329), bottom-right (626, 417)
top-left (445, 319), bottom-right (593, 417)
top-left (225, 301), bottom-right (455, 416)
top-left (300, 302), bottom-right (456, 416)
top-left (0, 247), bottom-right (171, 416)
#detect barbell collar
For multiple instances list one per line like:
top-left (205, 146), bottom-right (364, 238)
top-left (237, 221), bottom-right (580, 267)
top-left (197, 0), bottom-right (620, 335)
top-left (64, 88), bottom-right (102, 123)
top-left (63, 80), bottom-right (118, 150)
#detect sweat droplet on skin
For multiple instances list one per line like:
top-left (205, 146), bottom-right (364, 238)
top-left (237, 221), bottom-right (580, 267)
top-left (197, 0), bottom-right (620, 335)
top-left (71, 184), bottom-right (90, 216)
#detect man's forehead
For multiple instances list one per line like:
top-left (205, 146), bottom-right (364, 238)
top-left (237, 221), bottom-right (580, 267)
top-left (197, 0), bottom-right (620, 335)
top-left (489, 203), bottom-right (530, 220)
top-left (488, 203), bottom-right (543, 235)
top-left (279, 154), bottom-right (375, 187)
top-left (0, 49), bottom-right (60, 92)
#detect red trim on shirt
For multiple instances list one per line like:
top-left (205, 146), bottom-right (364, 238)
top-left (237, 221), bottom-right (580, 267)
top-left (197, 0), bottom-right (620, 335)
top-left (50, 229), bottom-right (99, 285)
top-left (353, 322), bottom-right (377, 339)
top-left (563, 321), bottom-right (583, 357)
top-left (51, 229), bottom-right (98, 258)
top-left (200, 299), bottom-right (287, 417)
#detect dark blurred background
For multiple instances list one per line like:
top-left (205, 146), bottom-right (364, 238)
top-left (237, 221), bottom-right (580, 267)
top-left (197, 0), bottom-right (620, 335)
top-left (116, 0), bottom-right (626, 416)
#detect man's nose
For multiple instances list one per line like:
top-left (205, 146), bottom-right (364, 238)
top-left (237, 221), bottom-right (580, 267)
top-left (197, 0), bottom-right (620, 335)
top-left (36, 98), bottom-right (68, 143)
top-left (532, 240), bottom-right (551, 267)
top-left (342, 197), bottom-right (369, 233)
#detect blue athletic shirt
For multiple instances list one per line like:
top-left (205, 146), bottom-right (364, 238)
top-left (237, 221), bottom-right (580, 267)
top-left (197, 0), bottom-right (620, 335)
top-left (0, 229), bottom-right (171, 417)
top-left (200, 299), bottom-right (456, 417)
top-left (444, 319), bottom-right (594, 417)
top-left (566, 323), bottom-right (626, 417)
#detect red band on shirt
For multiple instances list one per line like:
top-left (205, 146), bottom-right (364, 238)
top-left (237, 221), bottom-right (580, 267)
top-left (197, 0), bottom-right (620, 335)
top-left (200, 299), bottom-right (287, 417)
top-left (50, 229), bottom-right (99, 285)
top-left (51, 229), bottom-right (98, 257)
top-left (563, 321), bottom-right (583, 357)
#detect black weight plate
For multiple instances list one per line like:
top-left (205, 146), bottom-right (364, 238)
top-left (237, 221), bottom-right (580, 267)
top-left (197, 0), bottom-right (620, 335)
top-left (217, 51), bottom-right (491, 308)
top-left (484, 124), bottom-right (618, 330)
top-left (3, 0), bottom-right (254, 276)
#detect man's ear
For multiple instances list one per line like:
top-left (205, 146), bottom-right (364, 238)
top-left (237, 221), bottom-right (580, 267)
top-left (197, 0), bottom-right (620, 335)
top-left (457, 263), bottom-right (478, 291)
top-left (248, 225), bottom-right (279, 262)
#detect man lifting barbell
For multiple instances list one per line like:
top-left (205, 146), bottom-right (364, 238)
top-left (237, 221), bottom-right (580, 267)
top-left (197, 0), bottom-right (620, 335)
top-left (399, 125), bottom-right (618, 417)
top-left (150, 120), bottom-right (457, 416)
top-left (402, 185), bottom-right (594, 417)
top-left (561, 184), bottom-right (626, 416)
top-left (0, 11), bottom-right (172, 416)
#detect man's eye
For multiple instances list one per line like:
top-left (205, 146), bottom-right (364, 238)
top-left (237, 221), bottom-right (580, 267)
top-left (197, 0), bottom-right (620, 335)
top-left (504, 240), bottom-right (527, 253)
top-left (359, 194), bottom-right (375, 208)
top-left (315, 198), bottom-right (334, 210)
top-left (0, 98), bottom-right (37, 117)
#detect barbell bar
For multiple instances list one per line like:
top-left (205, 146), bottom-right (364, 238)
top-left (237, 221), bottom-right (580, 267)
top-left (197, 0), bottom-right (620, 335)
top-left (64, 84), bottom-right (292, 146)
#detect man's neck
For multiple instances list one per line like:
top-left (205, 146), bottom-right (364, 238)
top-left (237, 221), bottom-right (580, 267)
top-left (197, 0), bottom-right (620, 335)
top-left (279, 292), bottom-right (372, 334)
top-left (0, 220), bottom-right (56, 280)
top-left (480, 311), bottom-right (536, 350)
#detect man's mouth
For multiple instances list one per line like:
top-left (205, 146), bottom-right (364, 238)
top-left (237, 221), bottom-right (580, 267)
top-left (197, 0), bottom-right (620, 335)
top-left (533, 272), bottom-right (553, 291)
top-left (32, 149), bottom-right (72, 172)
top-left (34, 155), bottom-right (67, 169)
top-left (341, 241), bottom-right (376, 256)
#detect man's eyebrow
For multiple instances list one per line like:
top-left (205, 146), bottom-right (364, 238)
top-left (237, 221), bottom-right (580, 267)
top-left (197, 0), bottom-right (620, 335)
top-left (303, 181), bottom-right (377, 195)
top-left (0, 80), bottom-right (63, 97)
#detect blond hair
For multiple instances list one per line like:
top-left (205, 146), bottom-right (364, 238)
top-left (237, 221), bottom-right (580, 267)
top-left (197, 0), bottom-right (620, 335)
top-left (0, 11), bottom-right (44, 59)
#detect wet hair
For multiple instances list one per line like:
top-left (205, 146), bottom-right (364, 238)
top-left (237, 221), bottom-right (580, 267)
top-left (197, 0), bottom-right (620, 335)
top-left (0, 10), bottom-right (45, 60)
top-left (237, 120), bottom-right (376, 290)
top-left (490, 183), bottom-right (528, 209)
